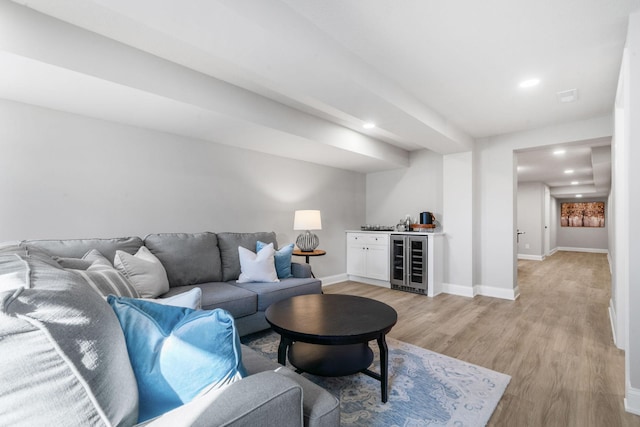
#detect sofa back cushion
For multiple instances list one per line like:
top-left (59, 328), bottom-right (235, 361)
top-left (144, 232), bottom-right (222, 286)
top-left (0, 245), bottom-right (139, 426)
top-left (217, 232), bottom-right (278, 281)
top-left (25, 236), bottom-right (143, 262)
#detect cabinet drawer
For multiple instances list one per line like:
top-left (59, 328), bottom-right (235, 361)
top-left (347, 233), bottom-right (389, 245)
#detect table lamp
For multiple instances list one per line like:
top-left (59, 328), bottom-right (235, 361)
top-left (294, 210), bottom-right (322, 251)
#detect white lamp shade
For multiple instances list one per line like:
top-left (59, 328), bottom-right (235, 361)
top-left (293, 210), bottom-right (322, 230)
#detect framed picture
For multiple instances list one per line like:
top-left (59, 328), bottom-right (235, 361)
top-left (560, 202), bottom-right (605, 227)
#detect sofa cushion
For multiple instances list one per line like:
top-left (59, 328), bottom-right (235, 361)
top-left (217, 232), bottom-right (278, 281)
top-left (162, 282), bottom-right (258, 317)
top-left (25, 236), bottom-right (143, 262)
top-left (0, 246), bottom-right (138, 427)
top-left (241, 345), bottom-right (341, 427)
top-left (114, 246), bottom-right (170, 298)
top-left (237, 243), bottom-right (279, 284)
top-left (108, 296), bottom-right (246, 423)
top-left (257, 241), bottom-right (294, 279)
top-left (144, 232), bottom-right (222, 286)
top-left (232, 278), bottom-right (323, 311)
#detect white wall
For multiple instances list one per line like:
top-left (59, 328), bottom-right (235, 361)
top-left (475, 115), bottom-right (612, 298)
top-left (516, 182), bottom-right (545, 258)
top-left (365, 149), bottom-right (443, 226)
top-left (555, 198), bottom-right (609, 251)
top-left (0, 99), bottom-right (366, 278)
top-left (443, 152), bottom-right (474, 293)
top-left (628, 9), bottom-right (640, 406)
top-left (614, 8), bottom-right (640, 414)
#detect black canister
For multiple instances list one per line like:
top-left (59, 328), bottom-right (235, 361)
top-left (419, 212), bottom-right (433, 224)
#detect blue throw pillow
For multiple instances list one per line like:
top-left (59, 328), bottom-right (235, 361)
top-left (107, 296), bottom-right (247, 422)
top-left (257, 241), bottom-right (294, 279)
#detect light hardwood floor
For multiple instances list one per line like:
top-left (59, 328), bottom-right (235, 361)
top-left (324, 251), bottom-right (640, 427)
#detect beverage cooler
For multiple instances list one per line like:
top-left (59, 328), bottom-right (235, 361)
top-left (390, 234), bottom-right (428, 294)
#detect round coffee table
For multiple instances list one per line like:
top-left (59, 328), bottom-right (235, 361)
top-left (265, 294), bottom-right (397, 402)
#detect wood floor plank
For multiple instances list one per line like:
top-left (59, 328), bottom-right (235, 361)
top-left (323, 251), bottom-right (640, 426)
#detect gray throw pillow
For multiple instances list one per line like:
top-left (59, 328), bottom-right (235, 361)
top-left (114, 246), bottom-right (170, 298)
top-left (71, 260), bottom-right (141, 299)
top-left (53, 256), bottom-right (94, 270)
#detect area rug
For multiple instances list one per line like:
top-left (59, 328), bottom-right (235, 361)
top-left (242, 331), bottom-right (510, 427)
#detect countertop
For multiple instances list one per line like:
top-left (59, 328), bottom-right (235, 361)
top-left (345, 230), bottom-right (445, 236)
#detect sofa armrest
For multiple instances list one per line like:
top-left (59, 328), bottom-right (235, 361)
top-left (140, 371), bottom-right (303, 427)
top-left (291, 262), bottom-right (312, 278)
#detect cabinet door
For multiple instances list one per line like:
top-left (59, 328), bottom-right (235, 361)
top-left (366, 244), bottom-right (389, 280)
top-left (346, 235), bottom-right (367, 276)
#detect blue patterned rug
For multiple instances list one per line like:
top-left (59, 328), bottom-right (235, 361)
top-left (242, 330), bottom-right (510, 427)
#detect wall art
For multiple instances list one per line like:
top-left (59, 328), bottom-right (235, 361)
top-left (560, 202), bottom-right (605, 227)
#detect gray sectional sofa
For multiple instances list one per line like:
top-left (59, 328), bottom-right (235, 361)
top-left (0, 232), bottom-right (340, 427)
top-left (27, 231), bottom-right (322, 336)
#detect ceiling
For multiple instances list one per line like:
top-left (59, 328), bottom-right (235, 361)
top-left (517, 138), bottom-right (612, 198)
top-left (1, 0), bottom-right (638, 189)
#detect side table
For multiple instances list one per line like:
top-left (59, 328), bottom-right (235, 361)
top-left (292, 249), bottom-right (325, 278)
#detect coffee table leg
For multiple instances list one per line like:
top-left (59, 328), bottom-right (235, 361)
top-left (377, 334), bottom-right (389, 403)
top-left (277, 336), bottom-right (292, 365)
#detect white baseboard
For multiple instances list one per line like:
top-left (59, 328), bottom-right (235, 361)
top-left (342, 275), bottom-right (520, 301)
top-left (319, 273), bottom-right (348, 287)
top-left (346, 275), bottom-right (391, 288)
top-left (517, 254), bottom-right (544, 261)
top-left (548, 247), bottom-right (558, 256)
top-left (556, 246), bottom-right (609, 254)
top-left (442, 283), bottom-right (474, 298)
top-left (625, 385), bottom-right (640, 416)
top-left (609, 299), bottom-right (619, 348)
top-left (474, 284), bottom-right (520, 300)
top-left (608, 252), bottom-right (613, 274)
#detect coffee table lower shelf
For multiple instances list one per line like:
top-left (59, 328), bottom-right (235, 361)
top-left (288, 342), bottom-right (374, 377)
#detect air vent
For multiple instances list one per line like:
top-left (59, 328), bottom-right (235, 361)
top-left (557, 89), bottom-right (578, 103)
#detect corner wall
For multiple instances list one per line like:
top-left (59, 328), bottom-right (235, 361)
top-left (0, 99), bottom-right (366, 278)
top-left (365, 149), bottom-right (443, 226)
top-left (443, 151), bottom-right (474, 295)
top-left (475, 115), bottom-right (613, 298)
top-left (618, 8), bottom-right (640, 415)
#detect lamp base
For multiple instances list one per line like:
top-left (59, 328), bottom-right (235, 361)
top-left (296, 230), bottom-right (319, 252)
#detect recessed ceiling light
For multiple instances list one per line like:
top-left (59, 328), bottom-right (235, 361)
top-left (564, 169), bottom-right (574, 174)
top-left (571, 181), bottom-right (579, 185)
top-left (519, 78), bottom-right (540, 88)
top-left (553, 149), bottom-right (566, 155)
top-left (576, 194), bottom-right (583, 198)
top-left (362, 122), bottom-right (376, 129)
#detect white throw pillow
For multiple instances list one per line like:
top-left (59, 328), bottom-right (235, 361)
top-left (114, 246), bottom-right (170, 298)
top-left (236, 243), bottom-right (279, 283)
top-left (145, 287), bottom-right (202, 310)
